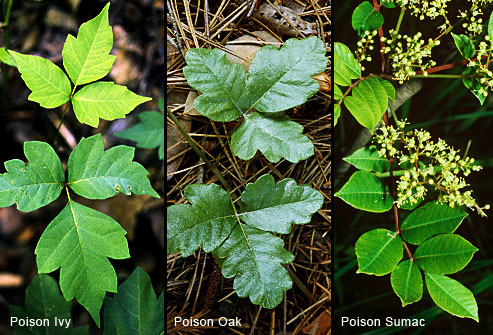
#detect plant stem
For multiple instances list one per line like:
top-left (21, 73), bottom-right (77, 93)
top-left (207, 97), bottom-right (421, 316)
top-left (374, 165), bottom-right (442, 178)
top-left (1, 0), bottom-right (12, 102)
top-left (411, 74), bottom-right (480, 79)
top-left (53, 102), bottom-right (70, 146)
top-left (167, 108), bottom-right (231, 193)
top-left (394, 6), bottom-right (405, 37)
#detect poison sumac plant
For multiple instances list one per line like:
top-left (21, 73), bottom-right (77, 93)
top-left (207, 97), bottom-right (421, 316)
top-left (335, 0), bottom-right (493, 322)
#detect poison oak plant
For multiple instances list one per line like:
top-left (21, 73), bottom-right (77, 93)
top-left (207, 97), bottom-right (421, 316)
top-left (334, 0), bottom-right (493, 322)
top-left (0, 3), bottom-right (162, 330)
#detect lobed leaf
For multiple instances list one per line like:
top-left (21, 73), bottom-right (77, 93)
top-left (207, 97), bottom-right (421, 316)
top-left (71, 82), bottom-right (151, 127)
top-left (216, 224), bottom-right (294, 309)
top-left (352, 1), bottom-right (384, 36)
top-left (9, 275), bottom-right (89, 335)
top-left (334, 42), bottom-right (361, 86)
top-left (343, 145), bottom-right (390, 173)
top-left (0, 141), bottom-right (64, 212)
top-left (239, 174), bottom-right (324, 234)
top-left (390, 260), bottom-right (423, 307)
top-left (62, 3), bottom-right (115, 87)
top-left (67, 134), bottom-right (159, 199)
top-left (400, 201), bottom-right (468, 245)
top-left (414, 234), bottom-right (478, 275)
top-left (231, 112), bottom-right (313, 163)
top-left (425, 273), bottom-right (478, 322)
top-left (103, 267), bottom-right (163, 335)
top-left (335, 171), bottom-right (393, 212)
top-left (35, 201), bottom-right (130, 327)
top-left (9, 51), bottom-right (71, 108)
top-left (355, 228), bottom-right (403, 276)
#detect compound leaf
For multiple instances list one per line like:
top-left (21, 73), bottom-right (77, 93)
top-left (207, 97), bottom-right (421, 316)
top-left (115, 110), bottom-right (165, 160)
top-left (343, 145), bottom-right (390, 173)
top-left (0, 141), bottom-right (64, 212)
top-left (183, 48), bottom-right (249, 122)
top-left (231, 112), bottom-right (313, 163)
top-left (239, 174), bottom-right (324, 234)
top-left (335, 171), bottom-right (393, 212)
top-left (451, 33), bottom-right (475, 59)
top-left (9, 51), bottom-right (71, 108)
top-left (35, 201), bottom-right (130, 327)
top-left (400, 202), bottom-right (468, 245)
top-left (167, 183), bottom-right (237, 257)
top-left (334, 42), bottom-right (361, 86)
top-left (216, 224), bottom-right (294, 309)
top-left (71, 82), bottom-right (151, 128)
top-left (355, 228), bottom-right (403, 276)
top-left (247, 36), bottom-right (328, 113)
top-left (9, 275), bottom-right (89, 335)
top-left (390, 260), bottom-right (423, 307)
top-left (67, 134), bottom-right (159, 199)
top-left (352, 1), bottom-right (384, 36)
top-left (425, 273), bottom-right (478, 322)
top-left (414, 234), bottom-right (478, 275)
top-left (103, 267), bottom-right (163, 335)
top-left (62, 3), bottom-right (115, 87)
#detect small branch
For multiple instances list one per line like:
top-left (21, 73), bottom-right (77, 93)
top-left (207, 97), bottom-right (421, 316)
top-left (373, 0), bottom-right (385, 72)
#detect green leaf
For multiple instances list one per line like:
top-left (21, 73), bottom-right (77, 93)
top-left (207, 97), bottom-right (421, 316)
top-left (334, 104), bottom-right (341, 126)
top-left (9, 275), bottom-right (89, 335)
top-left (103, 267), bottom-right (163, 335)
top-left (231, 112), bottom-right (313, 163)
top-left (489, 11), bottom-right (493, 40)
top-left (9, 51), bottom-right (71, 108)
top-left (343, 145), bottom-right (390, 173)
top-left (344, 77), bottom-right (394, 132)
top-left (400, 202), bottom-right (468, 245)
top-left (183, 48), bottom-right (249, 121)
top-left (115, 110), bottom-right (164, 160)
top-left (167, 183), bottom-right (237, 256)
top-left (71, 81), bottom-right (151, 127)
top-left (216, 224), bottom-right (294, 308)
top-left (425, 273), bottom-right (479, 322)
top-left (0, 47), bottom-right (16, 67)
top-left (35, 201), bottom-right (130, 327)
top-left (334, 42), bottom-right (361, 86)
top-left (334, 83), bottom-right (343, 100)
top-left (239, 174), bottom-right (324, 234)
top-left (451, 33), bottom-right (475, 59)
top-left (463, 67), bottom-right (487, 105)
top-left (414, 234), bottom-right (478, 275)
top-left (390, 260), bottom-right (423, 307)
top-left (335, 171), bottom-right (393, 212)
top-left (380, 0), bottom-right (397, 8)
top-left (67, 134), bottom-right (159, 199)
top-left (0, 141), bottom-right (64, 212)
top-left (62, 3), bottom-right (115, 87)
top-left (247, 36), bottom-right (328, 113)
top-left (355, 228), bottom-right (403, 275)
top-left (352, 1), bottom-right (384, 36)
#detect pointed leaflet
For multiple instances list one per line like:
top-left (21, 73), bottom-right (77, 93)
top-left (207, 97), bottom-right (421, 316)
top-left (414, 234), bottom-right (478, 275)
top-left (231, 112), bottom-right (313, 163)
top-left (400, 201), bottom-right (468, 245)
top-left (390, 260), bottom-right (423, 307)
top-left (9, 51), bottom-right (71, 108)
top-left (0, 141), bottom-right (64, 212)
top-left (9, 275), bottom-right (89, 335)
top-left (247, 36), bottom-right (328, 113)
top-left (62, 3), bottom-right (115, 87)
top-left (343, 145), bottom-right (390, 173)
top-left (335, 171), bottom-right (393, 212)
top-left (239, 174), bottom-right (323, 234)
top-left (115, 110), bottom-right (165, 160)
top-left (68, 134), bottom-right (159, 199)
top-left (71, 82), bottom-right (151, 127)
top-left (167, 183), bottom-right (237, 257)
top-left (334, 42), bottom-right (361, 86)
top-left (183, 48), bottom-right (249, 122)
top-left (352, 1), bottom-right (384, 36)
top-left (103, 267), bottom-right (163, 335)
top-left (355, 229), bottom-right (403, 276)
top-left (35, 201), bottom-right (130, 327)
top-left (216, 224), bottom-right (294, 309)
top-left (0, 47), bottom-right (16, 67)
top-left (425, 273), bottom-right (478, 321)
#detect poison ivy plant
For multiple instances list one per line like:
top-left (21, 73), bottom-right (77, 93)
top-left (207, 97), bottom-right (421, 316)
top-left (7, 3), bottom-right (150, 127)
top-left (182, 37), bottom-right (328, 163)
top-left (115, 98), bottom-right (165, 159)
top-left (167, 174), bottom-right (324, 308)
top-left (0, 134), bottom-right (159, 326)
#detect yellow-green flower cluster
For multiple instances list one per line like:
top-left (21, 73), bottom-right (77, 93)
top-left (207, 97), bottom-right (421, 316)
top-left (467, 35), bottom-right (493, 97)
top-left (459, 5), bottom-right (485, 36)
top-left (382, 31), bottom-right (439, 83)
top-left (374, 121), bottom-right (488, 216)
top-left (355, 30), bottom-right (378, 72)
top-left (400, 0), bottom-right (451, 22)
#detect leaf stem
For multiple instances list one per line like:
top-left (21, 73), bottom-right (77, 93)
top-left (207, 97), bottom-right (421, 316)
top-left (374, 165), bottom-right (442, 178)
top-left (54, 102), bottom-right (71, 146)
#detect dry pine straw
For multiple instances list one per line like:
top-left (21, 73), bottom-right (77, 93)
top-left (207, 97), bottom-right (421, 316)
top-left (167, 0), bottom-right (330, 333)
